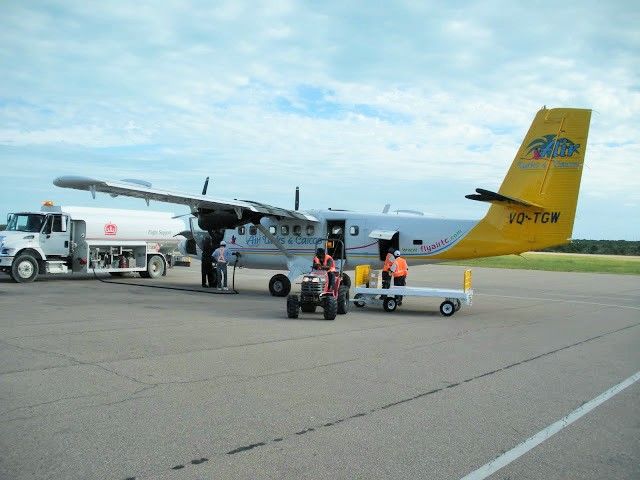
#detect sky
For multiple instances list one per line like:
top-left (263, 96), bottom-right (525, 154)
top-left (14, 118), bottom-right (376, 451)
top-left (1, 0), bottom-right (639, 240)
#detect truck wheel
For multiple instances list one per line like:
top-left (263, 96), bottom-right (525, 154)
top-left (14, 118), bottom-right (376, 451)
top-left (440, 300), bottom-right (455, 317)
top-left (341, 273), bottom-right (351, 288)
top-left (140, 255), bottom-right (165, 279)
top-left (301, 302), bottom-right (316, 313)
top-left (287, 295), bottom-right (300, 318)
top-left (337, 286), bottom-right (350, 314)
top-left (323, 296), bottom-right (337, 320)
top-left (269, 274), bottom-right (291, 297)
top-left (11, 254), bottom-right (39, 283)
top-left (353, 293), bottom-right (365, 308)
top-left (383, 297), bottom-right (397, 312)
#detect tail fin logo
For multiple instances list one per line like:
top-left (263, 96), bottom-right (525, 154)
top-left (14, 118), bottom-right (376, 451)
top-left (527, 134), bottom-right (580, 159)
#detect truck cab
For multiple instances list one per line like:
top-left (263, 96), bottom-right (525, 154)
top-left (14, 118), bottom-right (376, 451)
top-left (0, 205), bottom-right (72, 281)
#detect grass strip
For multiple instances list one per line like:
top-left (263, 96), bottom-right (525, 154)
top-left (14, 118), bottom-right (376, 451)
top-left (444, 253), bottom-right (640, 275)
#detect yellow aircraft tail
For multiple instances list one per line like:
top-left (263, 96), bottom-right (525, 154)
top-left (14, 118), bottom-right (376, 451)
top-left (452, 107), bottom-right (591, 258)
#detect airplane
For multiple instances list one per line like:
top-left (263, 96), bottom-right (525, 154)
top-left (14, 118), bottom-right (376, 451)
top-left (54, 106), bottom-right (591, 296)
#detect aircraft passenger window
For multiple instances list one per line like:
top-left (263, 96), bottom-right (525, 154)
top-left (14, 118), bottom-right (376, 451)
top-left (238, 226), bottom-right (246, 235)
top-left (269, 226), bottom-right (277, 235)
top-left (306, 225), bottom-right (314, 236)
top-left (413, 239), bottom-right (423, 245)
top-left (281, 225), bottom-right (289, 235)
top-left (349, 226), bottom-right (359, 236)
top-left (249, 226), bottom-right (258, 235)
top-left (293, 225), bottom-right (301, 236)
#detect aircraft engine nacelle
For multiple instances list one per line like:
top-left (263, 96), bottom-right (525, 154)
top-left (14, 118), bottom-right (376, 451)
top-left (196, 209), bottom-right (261, 231)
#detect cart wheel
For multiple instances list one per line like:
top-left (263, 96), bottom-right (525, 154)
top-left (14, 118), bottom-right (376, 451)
top-left (383, 297), bottom-right (397, 312)
top-left (353, 293), bottom-right (365, 308)
top-left (440, 300), bottom-right (455, 317)
top-left (453, 299), bottom-right (462, 312)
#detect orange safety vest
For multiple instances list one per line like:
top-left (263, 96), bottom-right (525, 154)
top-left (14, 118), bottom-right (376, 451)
top-left (313, 254), bottom-right (336, 272)
top-left (383, 253), bottom-right (395, 272)
top-left (392, 257), bottom-right (408, 278)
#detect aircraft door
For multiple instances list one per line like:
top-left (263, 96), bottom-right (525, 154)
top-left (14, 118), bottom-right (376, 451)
top-left (368, 229), bottom-right (399, 261)
top-left (325, 220), bottom-right (346, 262)
top-left (40, 214), bottom-right (71, 257)
top-left (378, 233), bottom-right (399, 260)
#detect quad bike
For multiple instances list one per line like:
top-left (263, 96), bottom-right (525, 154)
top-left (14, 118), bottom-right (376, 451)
top-left (286, 240), bottom-right (350, 320)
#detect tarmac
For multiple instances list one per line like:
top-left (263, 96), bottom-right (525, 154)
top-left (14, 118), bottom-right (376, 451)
top-left (0, 264), bottom-right (638, 480)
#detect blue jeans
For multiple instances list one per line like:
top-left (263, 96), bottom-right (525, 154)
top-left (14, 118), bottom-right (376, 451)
top-left (216, 263), bottom-right (228, 288)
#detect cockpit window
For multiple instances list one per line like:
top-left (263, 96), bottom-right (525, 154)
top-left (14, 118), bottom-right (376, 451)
top-left (6, 214), bottom-right (45, 233)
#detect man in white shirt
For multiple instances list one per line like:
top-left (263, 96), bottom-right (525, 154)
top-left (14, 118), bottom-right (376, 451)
top-left (212, 241), bottom-right (231, 290)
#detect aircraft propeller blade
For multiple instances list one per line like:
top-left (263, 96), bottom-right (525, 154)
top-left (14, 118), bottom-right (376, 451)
top-left (295, 186), bottom-right (300, 211)
top-left (202, 176), bottom-right (210, 195)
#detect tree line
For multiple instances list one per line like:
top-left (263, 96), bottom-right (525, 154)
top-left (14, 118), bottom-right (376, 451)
top-left (542, 239), bottom-right (640, 256)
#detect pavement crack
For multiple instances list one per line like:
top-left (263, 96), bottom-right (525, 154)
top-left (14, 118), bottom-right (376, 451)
top-left (133, 319), bottom-right (640, 478)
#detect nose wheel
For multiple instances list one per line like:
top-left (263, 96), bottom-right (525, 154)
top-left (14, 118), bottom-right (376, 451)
top-left (269, 274), bottom-right (291, 297)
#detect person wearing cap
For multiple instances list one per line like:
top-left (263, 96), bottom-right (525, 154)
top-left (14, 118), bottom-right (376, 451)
top-left (390, 250), bottom-right (408, 305)
top-left (313, 247), bottom-right (336, 290)
top-left (382, 247), bottom-right (395, 289)
top-left (212, 240), bottom-right (232, 290)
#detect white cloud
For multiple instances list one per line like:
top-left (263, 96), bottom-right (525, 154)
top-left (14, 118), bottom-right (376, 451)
top-left (0, 0), bottom-right (639, 238)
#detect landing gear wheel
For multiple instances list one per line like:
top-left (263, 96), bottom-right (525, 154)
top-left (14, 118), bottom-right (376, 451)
top-left (11, 254), bottom-right (39, 283)
top-left (337, 286), bottom-right (350, 314)
top-left (140, 255), bottom-right (165, 278)
top-left (353, 293), bottom-right (365, 308)
top-left (323, 296), bottom-right (338, 320)
top-left (440, 300), bottom-right (455, 317)
top-left (269, 274), bottom-right (291, 297)
top-left (453, 298), bottom-right (462, 312)
top-left (383, 297), bottom-right (397, 312)
top-left (341, 273), bottom-right (351, 288)
top-left (301, 303), bottom-right (316, 313)
top-left (286, 295), bottom-right (300, 318)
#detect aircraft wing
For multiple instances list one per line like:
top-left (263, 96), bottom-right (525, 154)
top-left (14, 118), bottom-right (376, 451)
top-left (53, 176), bottom-right (318, 222)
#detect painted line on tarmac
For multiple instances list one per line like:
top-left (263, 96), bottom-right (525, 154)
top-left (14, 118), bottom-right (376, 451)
top-left (122, 322), bottom-right (640, 479)
top-left (478, 293), bottom-right (640, 311)
top-left (460, 370), bottom-right (640, 480)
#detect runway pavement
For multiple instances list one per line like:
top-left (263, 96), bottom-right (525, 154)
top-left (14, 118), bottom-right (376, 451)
top-left (0, 264), bottom-right (638, 480)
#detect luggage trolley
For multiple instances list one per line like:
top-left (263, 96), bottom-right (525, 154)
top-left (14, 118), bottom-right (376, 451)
top-left (350, 265), bottom-right (473, 316)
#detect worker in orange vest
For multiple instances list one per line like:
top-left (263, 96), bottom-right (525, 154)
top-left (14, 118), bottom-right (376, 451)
top-left (313, 247), bottom-right (336, 290)
top-left (390, 250), bottom-right (408, 305)
top-left (382, 247), bottom-right (395, 289)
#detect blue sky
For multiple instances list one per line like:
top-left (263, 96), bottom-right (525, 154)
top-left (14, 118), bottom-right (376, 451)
top-left (1, 0), bottom-right (639, 239)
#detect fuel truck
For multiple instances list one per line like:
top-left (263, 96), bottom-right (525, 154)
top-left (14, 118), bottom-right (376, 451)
top-left (0, 202), bottom-right (187, 283)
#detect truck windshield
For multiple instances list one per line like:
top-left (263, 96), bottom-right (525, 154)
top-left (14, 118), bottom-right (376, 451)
top-left (6, 214), bottom-right (46, 233)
